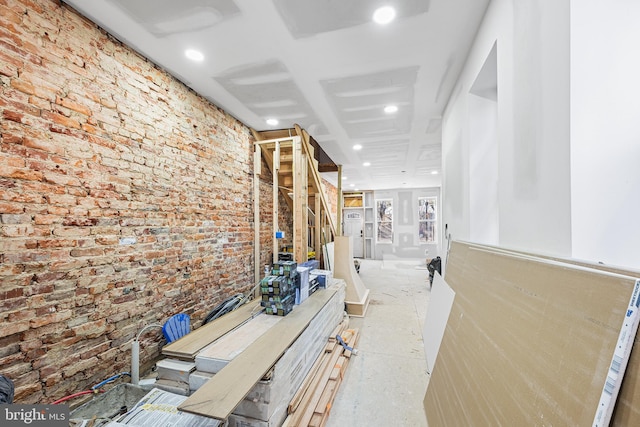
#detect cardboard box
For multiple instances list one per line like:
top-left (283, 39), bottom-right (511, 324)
top-left (295, 266), bottom-right (310, 304)
top-left (311, 269), bottom-right (333, 289)
top-left (156, 358), bottom-right (195, 383)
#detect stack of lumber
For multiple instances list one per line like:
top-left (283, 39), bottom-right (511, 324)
top-left (179, 282), bottom-right (347, 427)
top-left (283, 319), bottom-right (360, 427)
top-left (163, 300), bottom-right (262, 361)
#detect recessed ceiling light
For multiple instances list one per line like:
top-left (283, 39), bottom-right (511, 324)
top-left (363, 162), bottom-right (371, 167)
top-left (342, 176), bottom-right (347, 180)
top-left (353, 144), bottom-right (363, 150)
top-left (384, 105), bottom-right (398, 114)
top-left (350, 183), bottom-right (355, 187)
top-left (431, 170), bottom-right (439, 175)
top-left (266, 118), bottom-right (279, 126)
top-left (185, 49), bottom-right (204, 62)
top-left (373, 6), bottom-right (396, 25)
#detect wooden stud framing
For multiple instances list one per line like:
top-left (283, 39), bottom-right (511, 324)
top-left (336, 165), bottom-right (343, 236)
top-left (293, 138), bottom-right (308, 263)
top-left (273, 141), bottom-right (280, 263)
top-left (315, 194), bottom-right (321, 267)
top-left (253, 146), bottom-right (261, 284)
top-left (252, 126), bottom-right (336, 268)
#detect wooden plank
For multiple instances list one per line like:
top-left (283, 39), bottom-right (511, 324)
top-left (178, 287), bottom-right (339, 421)
top-left (343, 329), bottom-right (359, 359)
top-left (273, 141), bottom-right (280, 263)
top-left (315, 194), bottom-right (321, 264)
top-left (195, 314), bottom-right (283, 373)
top-left (291, 343), bottom-right (343, 427)
top-left (288, 317), bottom-right (346, 415)
top-left (162, 300), bottom-right (261, 360)
top-left (312, 380), bottom-right (338, 425)
top-left (253, 146), bottom-right (261, 285)
top-left (288, 349), bottom-right (332, 415)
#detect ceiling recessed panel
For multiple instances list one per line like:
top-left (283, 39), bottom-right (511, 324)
top-left (273, 0), bottom-right (430, 39)
top-left (417, 144), bottom-right (442, 170)
top-left (357, 139), bottom-right (409, 164)
top-left (215, 60), bottom-right (328, 135)
top-left (106, 0), bottom-right (240, 35)
top-left (322, 67), bottom-right (418, 138)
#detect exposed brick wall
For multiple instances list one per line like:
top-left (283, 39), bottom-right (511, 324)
top-left (0, 0), bottom-right (290, 403)
top-left (322, 178), bottom-right (338, 228)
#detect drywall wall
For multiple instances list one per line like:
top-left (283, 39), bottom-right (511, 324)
top-left (442, 0), bottom-right (571, 256)
top-left (424, 241), bottom-right (640, 426)
top-left (372, 187), bottom-right (441, 261)
top-left (468, 93), bottom-right (498, 245)
top-left (570, 0), bottom-right (640, 268)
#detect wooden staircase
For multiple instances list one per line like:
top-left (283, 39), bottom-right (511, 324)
top-left (252, 125), bottom-right (338, 280)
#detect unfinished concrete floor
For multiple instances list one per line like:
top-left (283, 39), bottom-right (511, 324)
top-left (325, 258), bottom-right (431, 427)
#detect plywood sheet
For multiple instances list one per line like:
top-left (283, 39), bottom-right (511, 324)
top-left (178, 286), bottom-right (340, 420)
top-left (422, 272), bottom-right (455, 374)
top-left (453, 241), bottom-right (640, 426)
top-left (424, 241), bottom-right (639, 426)
top-left (162, 300), bottom-right (261, 360)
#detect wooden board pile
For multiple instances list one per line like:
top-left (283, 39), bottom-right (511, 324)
top-left (282, 319), bottom-right (359, 427)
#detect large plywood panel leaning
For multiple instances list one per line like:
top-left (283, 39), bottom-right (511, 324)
top-left (424, 241), bottom-right (640, 426)
top-left (449, 242), bottom-right (640, 427)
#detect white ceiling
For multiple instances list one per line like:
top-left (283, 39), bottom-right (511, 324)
top-left (62, 0), bottom-right (490, 191)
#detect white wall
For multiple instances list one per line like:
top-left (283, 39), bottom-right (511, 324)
top-left (468, 93), bottom-right (499, 245)
top-left (570, 0), bottom-right (640, 267)
top-left (373, 187), bottom-right (441, 260)
top-left (442, 0), bottom-right (572, 257)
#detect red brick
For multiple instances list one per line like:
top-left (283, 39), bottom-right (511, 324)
top-left (70, 247), bottom-right (104, 257)
top-left (0, 319), bottom-right (29, 338)
top-left (41, 110), bottom-right (81, 129)
top-left (29, 310), bottom-right (72, 329)
top-left (62, 356), bottom-right (98, 378)
top-left (22, 136), bottom-right (66, 155)
top-left (0, 166), bottom-right (44, 181)
top-left (3, 109), bottom-right (24, 123)
top-left (11, 78), bottom-right (36, 96)
top-left (0, 287), bottom-right (24, 299)
top-left (55, 95), bottom-right (92, 116)
top-left (0, 201), bottom-right (24, 214)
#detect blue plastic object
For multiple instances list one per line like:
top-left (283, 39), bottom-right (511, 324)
top-left (162, 313), bottom-right (190, 343)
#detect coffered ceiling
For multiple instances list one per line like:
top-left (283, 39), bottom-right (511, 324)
top-left (62, 0), bottom-right (490, 190)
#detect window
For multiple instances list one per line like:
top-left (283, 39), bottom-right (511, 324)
top-left (418, 197), bottom-right (437, 243)
top-left (376, 199), bottom-right (393, 243)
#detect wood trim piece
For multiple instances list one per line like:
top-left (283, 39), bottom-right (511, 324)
top-left (254, 146), bottom-right (261, 285)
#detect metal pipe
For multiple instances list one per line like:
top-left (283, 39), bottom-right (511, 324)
top-left (131, 324), bottom-right (162, 386)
